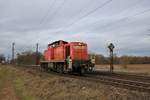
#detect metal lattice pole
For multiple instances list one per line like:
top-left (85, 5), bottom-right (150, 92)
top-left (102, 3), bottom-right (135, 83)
top-left (36, 43), bottom-right (39, 66)
top-left (12, 42), bottom-right (15, 64)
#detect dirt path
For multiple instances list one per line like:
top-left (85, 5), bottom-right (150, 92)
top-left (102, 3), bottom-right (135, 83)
top-left (0, 80), bottom-right (18, 100)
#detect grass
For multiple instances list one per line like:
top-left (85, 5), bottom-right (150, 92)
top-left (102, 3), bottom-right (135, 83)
top-left (96, 64), bottom-right (150, 75)
top-left (14, 78), bottom-right (36, 100)
top-left (0, 65), bottom-right (150, 100)
top-left (0, 66), bottom-right (36, 100)
top-left (0, 67), bottom-right (11, 89)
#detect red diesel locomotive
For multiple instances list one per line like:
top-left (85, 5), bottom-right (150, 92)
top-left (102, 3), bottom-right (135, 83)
top-left (40, 40), bottom-right (94, 74)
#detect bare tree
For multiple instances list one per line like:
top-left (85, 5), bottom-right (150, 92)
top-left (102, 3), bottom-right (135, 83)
top-left (16, 51), bottom-right (43, 65)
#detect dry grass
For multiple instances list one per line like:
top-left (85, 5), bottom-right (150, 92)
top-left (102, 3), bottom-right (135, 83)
top-left (96, 64), bottom-right (150, 75)
top-left (0, 65), bottom-right (36, 100)
top-left (0, 65), bottom-right (150, 100)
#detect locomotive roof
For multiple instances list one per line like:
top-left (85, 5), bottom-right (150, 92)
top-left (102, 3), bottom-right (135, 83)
top-left (48, 40), bottom-right (68, 46)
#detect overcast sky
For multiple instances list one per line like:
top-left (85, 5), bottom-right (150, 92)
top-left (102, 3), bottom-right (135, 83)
top-left (0, 0), bottom-right (150, 58)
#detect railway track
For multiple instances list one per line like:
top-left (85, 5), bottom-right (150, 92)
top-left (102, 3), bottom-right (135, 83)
top-left (63, 73), bottom-right (150, 93)
top-left (89, 70), bottom-right (150, 83)
top-left (51, 73), bottom-right (150, 93)
top-left (14, 65), bottom-right (150, 93)
top-left (88, 75), bottom-right (150, 93)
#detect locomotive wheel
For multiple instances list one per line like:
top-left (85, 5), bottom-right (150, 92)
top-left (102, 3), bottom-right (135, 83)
top-left (57, 65), bottom-right (64, 74)
top-left (89, 67), bottom-right (93, 72)
top-left (40, 63), bottom-right (45, 72)
top-left (59, 66), bottom-right (64, 74)
top-left (44, 63), bottom-right (48, 72)
top-left (79, 67), bottom-right (85, 75)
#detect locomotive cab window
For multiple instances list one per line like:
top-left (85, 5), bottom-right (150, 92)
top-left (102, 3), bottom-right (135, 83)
top-left (73, 45), bottom-right (86, 49)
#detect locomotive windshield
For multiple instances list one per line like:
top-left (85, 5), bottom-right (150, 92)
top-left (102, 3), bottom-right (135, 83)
top-left (73, 45), bottom-right (86, 49)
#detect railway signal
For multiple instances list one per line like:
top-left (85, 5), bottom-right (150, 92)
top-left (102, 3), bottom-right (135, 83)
top-left (108, 43), bottom-right (115, 72)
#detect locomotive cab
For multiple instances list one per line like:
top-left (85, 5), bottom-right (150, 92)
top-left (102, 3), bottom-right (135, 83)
top-left (68, 42), bottom-right (89, 73)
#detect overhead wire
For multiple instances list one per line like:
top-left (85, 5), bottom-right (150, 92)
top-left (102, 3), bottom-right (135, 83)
top-left (88, 0), bottom-right (150, 31)
top-left (65, 0), bottom-right (94, 26)
top-left (36, 0), bottom-right (56, 43)
top-left (101, 7), bottom-right (150, 54)
top-left (39, 0), bottom-right (57, 26)
top-left (92, 0), bottom-right (142, 25)
top-left (47, 0), bottom-right (67, 23)
top-left (36, 0), bottom-right (67, 43)
top-left (37, 0), bottom-right (112, 33)
top-left (38, 0), bottom-right (150, 35)
top-left (96, 8), bottom-right (150, 30)
top-left (63, 0), bottom-right (113, 29)
top-left (61, 0), bottom-right (148, 33)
